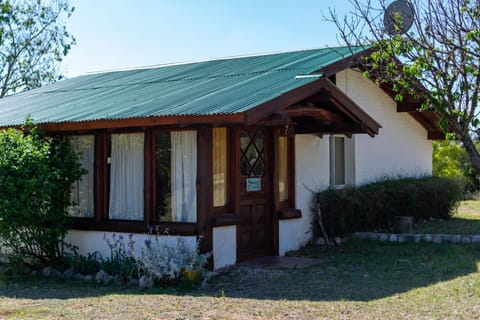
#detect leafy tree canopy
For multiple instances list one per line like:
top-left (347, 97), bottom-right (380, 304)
top-left (0, 0), bottom-right (75, 98)
top-left (326, 0), bottom-right (480, 174)
top-left (432, 140), bottom-right (480, 194)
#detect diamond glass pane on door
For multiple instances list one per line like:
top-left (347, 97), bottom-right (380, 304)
top-left (240, 130), bottom-right (265, 178)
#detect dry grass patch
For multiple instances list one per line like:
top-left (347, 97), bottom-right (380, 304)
top-left (1, 239), bottom-right (480, 319)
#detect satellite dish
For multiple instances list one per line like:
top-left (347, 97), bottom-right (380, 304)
top-left (383, 0), bottom-right (415, 35)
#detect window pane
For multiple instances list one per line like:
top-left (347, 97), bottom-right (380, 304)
top-left (156, 131), bottom-right (197, 222)
top-left (240, 130), bottom-right (265, 177)
top-left (334, 137), bottom-right (345, 185)
top-left (155, 132), bottom-right (172, 221)
top-left (213, 128), bottom-right (227, 207)
top-left (254, 159), bottom-right (265, 176)
top-left (278, 136), bottom-right (289, 202)
top-left (171, 131), bottom-right (197, 222)
top-left (69, 135), bottom-right (95, 218)
top-left (109, 133), bottom-right (144, 220)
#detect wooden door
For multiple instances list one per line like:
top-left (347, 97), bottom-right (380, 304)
top-left (237, 127), bottom-right (273, 261)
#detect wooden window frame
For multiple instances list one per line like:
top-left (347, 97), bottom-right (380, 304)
top-left (65, 133), bottom-right (96, 219)
top-left (211, 127), bottom-right (240, 228)
top-left (68, 127), bottom-right (200, 235)
top-left (329, 134), bottom-right (347, 188)
top-left (212, 127), bottom-right (231, 213)
top-left (274, 128), bottom-right (296, 212)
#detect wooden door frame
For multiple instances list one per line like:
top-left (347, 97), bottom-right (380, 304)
top-left (235, 126), bottom-right (276, 261)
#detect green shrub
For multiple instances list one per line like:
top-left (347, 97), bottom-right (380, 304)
top-left (313, 176), bottom-right (462, 238)
top-left (64, 250), bottom-right (101, 275)
top-left (0, 120), bottom-right (84, 266)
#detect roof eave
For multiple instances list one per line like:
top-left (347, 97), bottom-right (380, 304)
top-left (21, 113), bottom-right (246, 132)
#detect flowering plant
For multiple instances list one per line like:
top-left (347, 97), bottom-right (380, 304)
top-left (101, 233), bottom-right (137, 278)
top-left (137, 233), bottom-right (210, 285)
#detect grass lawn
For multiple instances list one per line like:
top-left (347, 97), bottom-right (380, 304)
top-left (414, 200), bottom-right (480, 235)
top-left (1, 239), bottom-right (480, 319)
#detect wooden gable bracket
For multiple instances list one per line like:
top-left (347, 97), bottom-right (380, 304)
top-left (245, 76), bottom-right (382, 138)
top-left (293, 121), bottom-right (368, 135)
top-left (317, 78), bottom-right (382, 136)
top-left (256, 113), bottom-right (291, 126)
top-left (276, 105), bottom-right (345, 123)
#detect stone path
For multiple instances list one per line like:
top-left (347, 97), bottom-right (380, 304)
top-left (354, 232), bottom-right (480, 244)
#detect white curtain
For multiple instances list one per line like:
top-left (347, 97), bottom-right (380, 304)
top-left (69, 135), bottom-right (95, 218)
top-left (109, 133), bottom-right (144, 220)
top-left (171, 131), bottom-right (197, 222)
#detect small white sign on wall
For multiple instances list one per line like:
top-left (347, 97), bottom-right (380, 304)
top-left (246, 178), bottom-right (261, 192)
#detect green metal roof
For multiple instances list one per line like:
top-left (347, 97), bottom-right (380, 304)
top-left (0, 46), bottom-right (366, 126)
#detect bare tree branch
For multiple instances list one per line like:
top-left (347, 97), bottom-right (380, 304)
top-left (326, 0), bottom-right (480, 174)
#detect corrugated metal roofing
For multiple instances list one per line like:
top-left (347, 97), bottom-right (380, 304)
top-left (0, 46), bottom-right (365, 126)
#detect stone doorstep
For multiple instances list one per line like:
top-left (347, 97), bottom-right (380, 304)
top-left (354, 232), bottom-right (480, 244)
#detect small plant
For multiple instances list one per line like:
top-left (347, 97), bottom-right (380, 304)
top-left (138, 234), bottom-right (210, 285)
top-left (64, 249), bottom-right (101, 275)
top-left (100, 234), bottom-right (138, 279)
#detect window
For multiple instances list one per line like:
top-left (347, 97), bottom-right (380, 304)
top-left (330, 135), bottom-right (346, 186)
top-left (330, 135), bottom-right (355, 186)
top-left (155, 130), bottom-right (197, 222)
top-left (69, 135), bottom-right (95, 218)
top-left (278, 136), bottom-right (289, 202)
top-left (108, 133), bottom-right (145, 221)
top-left (213, 127), bottom-right (227, 207)
top-left (68, 128), bottom-right (199, 231)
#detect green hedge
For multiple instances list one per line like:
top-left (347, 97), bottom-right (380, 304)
top-left (312, 176), bottom-right (462, 238)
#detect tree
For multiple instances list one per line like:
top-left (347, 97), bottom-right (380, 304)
top-left (432, 140), bottom-right (480, 193)
top-left (0, 120), bottom-right (84, 265)
top-left (0, 0), bottom-right (75, 98)
top-left (326, 0), bottom-right (480, 174)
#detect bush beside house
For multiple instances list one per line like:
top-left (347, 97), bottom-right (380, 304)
top-left (0, 121), bottom-right (84, 266)
top-left (312, 176), bottom-right (462, 239)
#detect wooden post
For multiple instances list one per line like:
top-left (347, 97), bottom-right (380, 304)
top-left (196, 126), bottom-right (214, 259)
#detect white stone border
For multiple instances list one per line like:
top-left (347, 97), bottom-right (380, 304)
top-left (354, 232), bottom-right (480, 244)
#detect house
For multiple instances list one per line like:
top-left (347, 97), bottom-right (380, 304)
top-left (0, 46), bottom-right (442, 269)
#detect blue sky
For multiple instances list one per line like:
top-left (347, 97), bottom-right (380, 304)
top-left (61, 0), bottom-right (356, 77)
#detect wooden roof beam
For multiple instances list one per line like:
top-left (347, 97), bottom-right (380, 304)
top-left (37, 113), bottom-right (246, 132)
top-left (397, 102), bottom-right (421, 112)
top-left (428, 131), bottom-right (446, 140)
top-left (277, 107), bottom-right (344, 123)
top-left (294, 121), bottom-right (367, 135)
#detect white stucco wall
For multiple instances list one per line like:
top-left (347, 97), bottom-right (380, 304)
top-left (65, 230), bottom-right (197, 259)
top-left (278, 134), bottom-right (329, 255)
top-left (212, 226), bottom-right (236, 269)
top-left (336, 69), bottom-right (433, 184)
